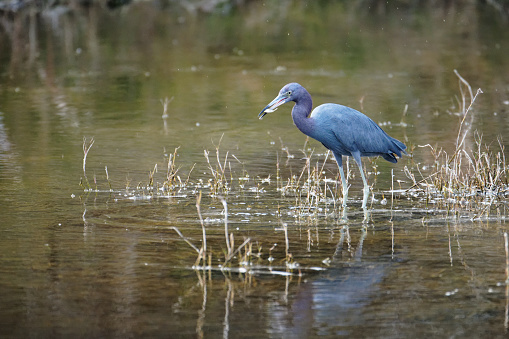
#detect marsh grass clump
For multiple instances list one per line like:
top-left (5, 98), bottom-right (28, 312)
top-left (78, 138), bottom-right (250, 200)
top-left (407, 134), bottom-right (508, 216)
top-left (403, 71), bottom-right (508, 217)
top-left (279, 149), bottom-right (340, 217)
top-left (126, 147), bottom-right (190, 198)
top-left (202, 136), bottom-right (248, 197)
top-left (203, 146), bottom-right (231, 196)
top-left (275, 139), bottom-right (336, 214)
top-left (161, 146), bottom-right (194, 192)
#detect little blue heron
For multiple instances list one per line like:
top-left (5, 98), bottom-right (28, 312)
top-left (259, 83), bottom-right (407, 209)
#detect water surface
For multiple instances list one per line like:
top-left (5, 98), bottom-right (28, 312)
top-left (1, 1), bottom-right (509, 338)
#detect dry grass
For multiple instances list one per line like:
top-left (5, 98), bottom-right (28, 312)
top-left (402, 71), bottom-right (508, 217)
top-left (80, 137), bottom-right (95, 191)
top-left (277, 148), bottom-right (340, 217)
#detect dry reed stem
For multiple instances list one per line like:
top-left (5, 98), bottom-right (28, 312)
top-left (148, 163), bottom-right (157, 188)
top-left (162, 147), bottom-right (182, 190)
top-left (105, 166), bottom-right (112, 191)
top-left (171, 226), bottom-right (201, 254)
top-left (220, 196), bottom-right (232, 257)
top-left (204, 142), bottom-right (232, 195)
top-left (224, 238), bottom-right (251, 266)
top-left (82, 137), bottom-right (95, 189)
top-left (160, 96), bottom-right (174, 118)
top-left (283, 222), bottom-right (290, 263)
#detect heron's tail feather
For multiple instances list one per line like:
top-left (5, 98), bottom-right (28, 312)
top-left (382, 153), bottom-right (398, 163)
top-left (383, 138), bottom-right (407, 163)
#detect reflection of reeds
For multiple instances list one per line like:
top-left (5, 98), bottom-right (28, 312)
top-left (171, 193), bottom-right (253, 269)
top-left (170, 191), bottom-right (210, 268)
top-left (219, 196), bottom-right (252, 266)
top-left (170, 194), bottom-right (314, 273)
top-left (195, 191), bottom-right (208, 267)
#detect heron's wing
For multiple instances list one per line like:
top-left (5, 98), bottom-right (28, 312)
top-left (313, 105), bottom-right (389, 154)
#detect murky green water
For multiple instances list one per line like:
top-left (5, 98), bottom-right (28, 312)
top-left (1, 1), bottom-right (509, 337)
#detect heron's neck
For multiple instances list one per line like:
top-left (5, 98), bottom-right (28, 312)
top-left (291, 90), bottom-right (314, 136)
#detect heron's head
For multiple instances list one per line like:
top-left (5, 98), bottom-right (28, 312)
top-left (258, 83), bottom-right (303, 120)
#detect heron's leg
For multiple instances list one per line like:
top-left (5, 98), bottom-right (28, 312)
top-left (339, 164), bottom-right (349, 208)
top-left (333, 152), bottom-right (349, 207)
top-left (352, 152), bottom-right (370, 209)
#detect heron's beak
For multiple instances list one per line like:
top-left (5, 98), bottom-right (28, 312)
top-left (258, 95), bottom-right (288, 120)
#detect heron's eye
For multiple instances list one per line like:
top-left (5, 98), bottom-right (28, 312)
top-left (287, 91), bottom-right (292, 96)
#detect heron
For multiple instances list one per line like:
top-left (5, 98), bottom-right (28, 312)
top-left (259, 82), bottom-right (407, 209)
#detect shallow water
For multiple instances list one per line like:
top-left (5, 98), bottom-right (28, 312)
top-left (1, 1), bottom-right (509, 338)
